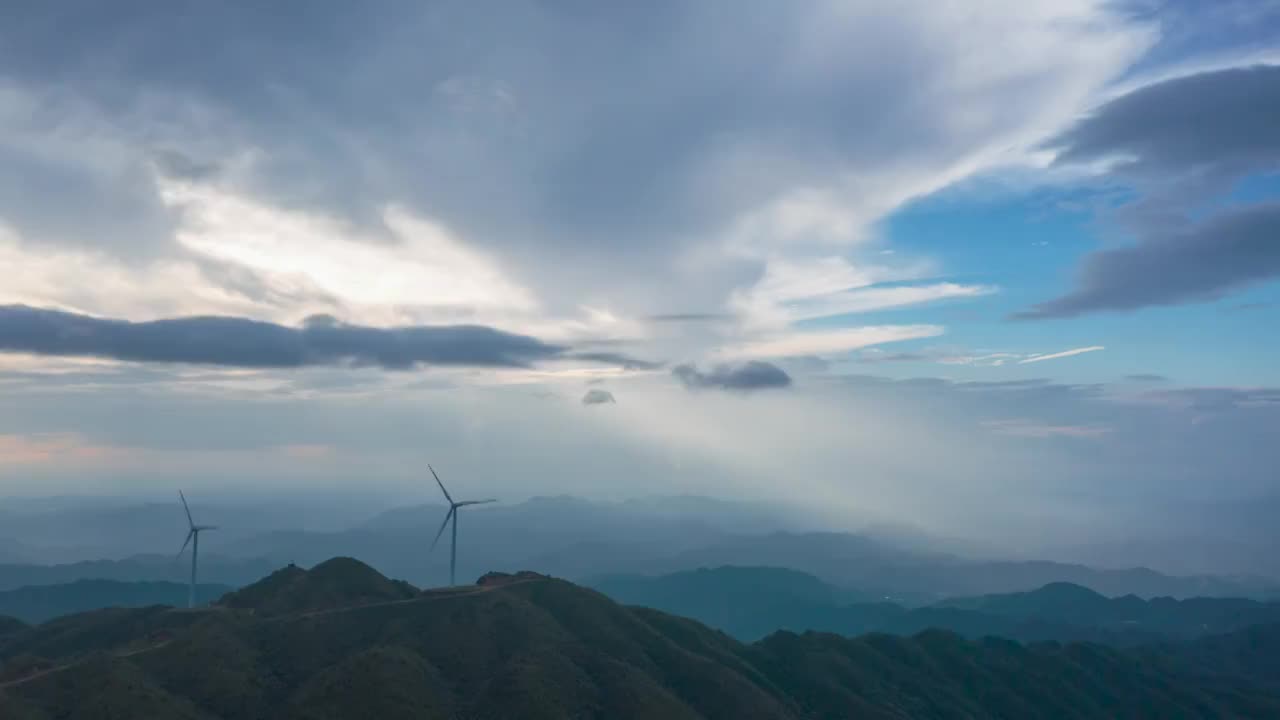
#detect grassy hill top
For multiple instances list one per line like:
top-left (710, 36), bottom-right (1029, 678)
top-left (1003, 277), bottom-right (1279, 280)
top-left (215, 556), bottom-right (417, 617)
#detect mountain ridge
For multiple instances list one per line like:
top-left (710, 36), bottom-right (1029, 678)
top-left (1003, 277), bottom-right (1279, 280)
top-left (0, 579), bottom-right (232, 624)
top-left (592, 566), bottom-right (1280, 644)
top-left (1, 558), bottom-right (1278, 719)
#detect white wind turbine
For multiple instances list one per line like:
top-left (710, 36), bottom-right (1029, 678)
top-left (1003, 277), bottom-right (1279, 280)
top-left (176, 491), bottom-right (218, 609)
top-left (428, 465), bottom-right (496, 586)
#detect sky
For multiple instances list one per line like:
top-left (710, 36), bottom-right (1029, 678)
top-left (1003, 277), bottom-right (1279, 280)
top-left (0, 1), bottom-right (1278, 570)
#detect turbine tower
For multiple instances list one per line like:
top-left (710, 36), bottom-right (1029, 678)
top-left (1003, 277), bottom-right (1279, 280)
top-left (428, 465), bottom-right (496, 586)
top-left (176, 491), bottom-right (218, 609)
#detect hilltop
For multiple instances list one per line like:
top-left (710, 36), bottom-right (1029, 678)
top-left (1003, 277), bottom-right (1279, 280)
top-left (216, 556), bottom-right (417, 616)
top-left (0, 558), bottom-right (1278, 718)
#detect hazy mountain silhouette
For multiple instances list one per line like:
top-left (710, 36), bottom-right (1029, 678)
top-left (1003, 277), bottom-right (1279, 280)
top-left (2, 496), bottom-right (1277, 603)
top-left (657, 534), bottom-right (1279, 600)
top-left (0, 579), bottom-right (231, 624)
top-left (1, 558), bottom-right (1278, 719)
top-left (0, 498), bottom-right (378, 564)
top-left (936, 581), bottom-right (1280, 637)
top-left (592, 567), bottom-right (1280, 645)
top-left (0, 556), bottom-right (278, 592)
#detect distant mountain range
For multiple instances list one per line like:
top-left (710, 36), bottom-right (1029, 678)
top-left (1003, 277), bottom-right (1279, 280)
top-left (1, 495), bottom-right (1276, 602)
top-left (0, 579), bottom-right (232, 624)
top-left (590, 566), bottom-right (1280, 644)
top-left (0, 557), bottom-right (277, 592)
top-left (1, 558), bottom-right (1278, 719)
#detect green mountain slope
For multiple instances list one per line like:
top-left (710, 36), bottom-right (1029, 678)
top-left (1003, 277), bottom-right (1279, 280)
top-left (0, 615), bottom-right (27, 652)
top-left (0, 559), bottom-right (1277, 719)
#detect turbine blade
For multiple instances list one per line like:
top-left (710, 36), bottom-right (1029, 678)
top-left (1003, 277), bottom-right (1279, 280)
top-left (176, 529), bottom-right (194, 559)
top-left (178, 490), bottom-right (195, 529)
top-left (455, 499), bottom-right (497, 507)
top-left (197, 525), bottom-right (220, 531)
top-left (429, 507), bottom-right (454, 553)
top-left (428, 465), bottom-right (453, 504)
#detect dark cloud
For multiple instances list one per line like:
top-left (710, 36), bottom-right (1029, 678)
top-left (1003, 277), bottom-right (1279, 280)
top-left (581, 389), bottom-right (616, 405)
top-left (777, 355), bottom-right (830, 373)
top-left (1014, 202), bottom-right (1280, 318)
top-left (150, 149), bottom-right (221, 181)
top-left (672, 361), bottom-right (792, 392)
top-left (0, 305), bottom-right (568, 369)
top-left (1021, 65), bottom-right (1280, 318)
top-left (1048, 65), bottom-right (1280, 176)
top-left (1126, 374), bottom-right (1169, 382)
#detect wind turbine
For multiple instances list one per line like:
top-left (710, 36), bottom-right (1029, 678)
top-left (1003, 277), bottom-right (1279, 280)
top-left (428, 465), bottom-right (496, 586)
top-left (176, 491), bottom-right (218, 609)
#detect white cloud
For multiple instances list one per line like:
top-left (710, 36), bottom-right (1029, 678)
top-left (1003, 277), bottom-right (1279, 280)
top-left (788, 282), bottom-right (997, 322)
top-left (721, 324), bottom-right (944, 360)
top-left (728, 254), bottom-right (992, 335)
top-left (936, 352), bottom-right (1022, 367)
top-left (856, 345), bottom-right (1111, 368)
top-left (161, 178), bottom-right (539, 325)
top-left (1018, 346), bottom-right (1106, 364)
top-left (0, 222), bottom-right (274, 320)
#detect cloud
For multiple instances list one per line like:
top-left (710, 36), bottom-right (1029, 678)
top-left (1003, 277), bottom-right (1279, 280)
top-left (1048, 64), bottom-right (1280, 178)
top-left (728, 255), bottom-right (994, 331)
top-left (162, 182), bottom-right (540, 323)
top-left (672, 361), bottom-right (792, 392)
top-left (856, 346), bottom-right (1097, 367)
top-left (1129, 387), bottom-right (1280, 413)
top-left (1015, 203), bottom-right (1280, 318)
top-left (0, 432), bottom-right (128, 465)
top-left (859, 348), bottom-right (1017, 366)
top-left (646, 313), bottom-right (732, 323)
top-left (980, 418), bottom-right (1111, 439)
top-left (1126, 373), bottom-right (1168, 382)
top-left (1021, 65), bottom-right (1280, 317)
top-left (856, 350), bottom-right (933, 364)
top-left (724, 325), bottom-right (945, 360)
top-left (581, 389), bottom-right (616, 405)
top-left (565, 352), bottom-right (663, 371)
top-left (1017, 346), bottom-right (1105, 364)
top-left (0, 2), bottom-right (1152, 337)
top-left (776, 355), bottom-right (831, 373)
top-left (0, 305), bottom-right (575, 370)
top-left (937, 353), bottom-right (1023, 367)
